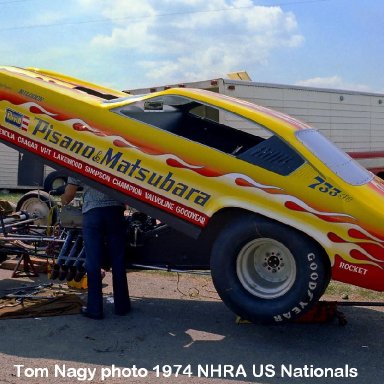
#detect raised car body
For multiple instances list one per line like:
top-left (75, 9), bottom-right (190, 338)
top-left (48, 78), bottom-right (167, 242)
top-left (1, 66), bottom-right (383, 323)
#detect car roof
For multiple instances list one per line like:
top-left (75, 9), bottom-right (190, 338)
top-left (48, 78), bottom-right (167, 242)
top-left (110, 87), bottom-right (313, 138)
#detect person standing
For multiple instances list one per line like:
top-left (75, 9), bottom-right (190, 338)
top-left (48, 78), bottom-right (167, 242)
top-left (61, 177), bottom-right (131, 319)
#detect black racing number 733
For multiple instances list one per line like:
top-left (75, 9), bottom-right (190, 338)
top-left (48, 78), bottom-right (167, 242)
top-left (308, 176), bottom-right (341, 197)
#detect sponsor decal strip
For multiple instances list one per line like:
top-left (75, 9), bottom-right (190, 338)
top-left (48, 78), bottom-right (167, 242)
top-left (0, 125), bottom-right (208, 227)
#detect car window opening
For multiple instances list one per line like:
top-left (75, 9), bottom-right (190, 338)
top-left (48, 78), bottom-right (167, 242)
top-left (115, 97), bottom-right (305, 176)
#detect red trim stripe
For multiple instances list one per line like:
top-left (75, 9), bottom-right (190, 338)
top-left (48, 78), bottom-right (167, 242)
top-left (349, 151), bottom-right (384, 159)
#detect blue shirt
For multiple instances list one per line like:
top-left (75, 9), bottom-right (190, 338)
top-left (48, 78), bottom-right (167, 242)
top-left (67, 177), bottom-right (124, 213)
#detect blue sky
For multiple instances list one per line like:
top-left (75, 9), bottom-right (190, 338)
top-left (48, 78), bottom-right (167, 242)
top-left (0, 0), bottom-right (383, 93)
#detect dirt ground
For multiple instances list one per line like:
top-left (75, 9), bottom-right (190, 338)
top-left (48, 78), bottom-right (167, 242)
top-left (0, 266), bottom-right (383, 384)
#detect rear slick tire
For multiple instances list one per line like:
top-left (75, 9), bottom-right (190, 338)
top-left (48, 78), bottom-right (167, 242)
top-left (210, 214), bottom-right (330, 324)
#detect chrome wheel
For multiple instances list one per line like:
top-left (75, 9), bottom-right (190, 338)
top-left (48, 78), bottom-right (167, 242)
top-left (236, 238), bottom-right (297, 299)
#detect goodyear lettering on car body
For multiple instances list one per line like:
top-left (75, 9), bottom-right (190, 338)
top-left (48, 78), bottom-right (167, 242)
top-left (1, 65), bottom-right (384, 295)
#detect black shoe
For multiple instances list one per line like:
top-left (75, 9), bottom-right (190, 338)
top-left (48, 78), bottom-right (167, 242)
top-left (81, 306), bottom-right (104, 320)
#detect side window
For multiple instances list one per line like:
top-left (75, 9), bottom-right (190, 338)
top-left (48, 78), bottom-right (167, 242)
top-left (112, 95), bottom-right (305, 176)
top-left (189, 104), bottom-right (220, 122)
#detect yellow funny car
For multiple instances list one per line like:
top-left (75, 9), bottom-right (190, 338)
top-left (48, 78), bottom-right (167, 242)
top-left (1, 66), bottom-right (383, 324)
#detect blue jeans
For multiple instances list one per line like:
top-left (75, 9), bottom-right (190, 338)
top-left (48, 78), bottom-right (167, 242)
top-left (82, 206), bottom-right (130, 315)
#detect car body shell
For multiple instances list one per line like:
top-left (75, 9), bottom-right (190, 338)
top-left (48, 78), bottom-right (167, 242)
top-left (1, 66), bottom-right (384, 292)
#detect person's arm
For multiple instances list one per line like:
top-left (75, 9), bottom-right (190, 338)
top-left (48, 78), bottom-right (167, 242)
top-left (61, 183), bottom-right (79, 206)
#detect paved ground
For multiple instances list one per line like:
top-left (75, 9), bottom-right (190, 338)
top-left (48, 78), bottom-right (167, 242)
top-left (0, 267), bottom-right (383, 384)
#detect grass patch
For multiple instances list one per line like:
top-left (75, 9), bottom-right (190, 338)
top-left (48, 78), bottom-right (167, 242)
top-left (324, 280), bottom-right (383, 302)
top-left (0, 192), bottom-right (23, 204)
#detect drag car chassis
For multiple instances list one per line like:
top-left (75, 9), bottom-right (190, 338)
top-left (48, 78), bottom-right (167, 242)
top-left (0, 189), bottom-right (206, 282)
top-left (0, 191), bottom-right (75, 278)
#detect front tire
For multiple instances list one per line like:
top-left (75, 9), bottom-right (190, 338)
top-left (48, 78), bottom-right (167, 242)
top-left (210, 214), bottom-right (330, 324)
top-left (43, 170), bottom-right (68, 193)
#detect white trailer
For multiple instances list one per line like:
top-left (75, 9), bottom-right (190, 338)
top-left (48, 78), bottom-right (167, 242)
top-left (128, 78), bottom-right (384, 177)
top-left (0, 142), bottom-right (53, 190)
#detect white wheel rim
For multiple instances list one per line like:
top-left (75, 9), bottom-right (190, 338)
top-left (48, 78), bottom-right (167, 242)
top-left (19, 197), bottom-right (51, 225)
top-left (236, 238), bottom-right (296, 299)
top-left (51, 178), bottom-right (66, 190)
